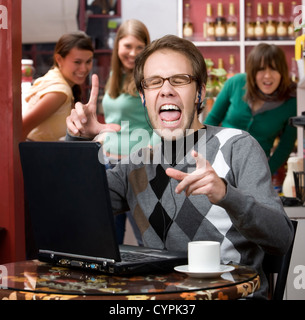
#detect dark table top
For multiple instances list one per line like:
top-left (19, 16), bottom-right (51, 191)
top-left (0, 260), bottom-right (260, 300)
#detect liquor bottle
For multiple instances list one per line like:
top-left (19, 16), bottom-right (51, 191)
top-left (215, 3), bottom-right (227, 41)
top-left (204, 58), bottom-right (215, 114)
top-left (288, 1), bottom-right (302, 40)
top-left (282, 157), bottom-right (303, 197)
top-left (217, 58), bottom-right (227, 88)
top-left (265, 2), bottom-right (277, 40)
top-left (203, 3), bottom-right (215, 41)
top-left (226, 54), bottom-right (236, 79)
top-left (290, 57), bottom-right (299, 83)
top-left (183, 3), bottom-right (194, 38)
top-left (277, 2), bottom-right (288, 40)
top-left (245, 2), bottom-right (255, 41)
top-left (254, 3), bottom-right (265, 41)
top-left (226, 3), bottom-right (238, 41)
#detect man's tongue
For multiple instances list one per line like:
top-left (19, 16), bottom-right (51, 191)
top-left (160, 111), bottom-right (181, 122)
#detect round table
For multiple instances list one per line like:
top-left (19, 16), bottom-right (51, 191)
top-left (0, 260), bottom-right (260, 300)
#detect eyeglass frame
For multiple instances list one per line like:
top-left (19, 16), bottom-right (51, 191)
top-left (141, 74), bottom-right (198, 90)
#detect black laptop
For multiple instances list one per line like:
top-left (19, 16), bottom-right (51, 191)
top-left (19, 141), bottom-right (187, 275)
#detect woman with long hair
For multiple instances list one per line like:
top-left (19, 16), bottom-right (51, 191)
top-left (23, 31), bottom-right (94, 141)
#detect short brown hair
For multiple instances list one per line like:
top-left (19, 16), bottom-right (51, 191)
top-left (134, 35), bottom-right (207, 113)
top-left (244, 43), bottom-right (294, 102)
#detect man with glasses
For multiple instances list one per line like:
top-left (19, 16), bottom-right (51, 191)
top-left (66, 35), bottom-right (293, 299)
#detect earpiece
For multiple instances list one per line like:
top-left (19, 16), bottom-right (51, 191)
top-left (197, 90), bottom-right (202, 112)
top-left (142, 94), bottom-right (146, 108)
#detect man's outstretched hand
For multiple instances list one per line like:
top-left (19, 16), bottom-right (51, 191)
top-left (165, 150), bottom-right (227, 204)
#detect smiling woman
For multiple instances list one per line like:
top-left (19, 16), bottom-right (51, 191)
top-left (22, 31), bottom-right (94, 141)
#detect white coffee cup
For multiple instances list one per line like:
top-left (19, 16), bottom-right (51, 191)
top-left (188, 241), bottom-right (220, 272)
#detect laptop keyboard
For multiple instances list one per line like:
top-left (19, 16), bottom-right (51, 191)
top-left (120, 251), bottom-right (161, 262)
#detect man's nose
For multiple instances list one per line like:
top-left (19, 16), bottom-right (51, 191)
top-left (159, 80), bottom-right (176, 96)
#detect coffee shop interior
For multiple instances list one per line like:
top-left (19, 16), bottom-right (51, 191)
top-left (1, 0), bottom-right (305, 300)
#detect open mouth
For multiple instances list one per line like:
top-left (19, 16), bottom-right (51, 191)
top-left (263, 81), bottom-right (273, 86)
top-left (159, 104), bottom-right (182, 126)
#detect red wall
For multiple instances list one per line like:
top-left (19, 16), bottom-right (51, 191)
top-left (0, 0), bottom-right (25, 263)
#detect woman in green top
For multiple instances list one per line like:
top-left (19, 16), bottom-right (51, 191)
top-left (102, 19), bottom-right (160, 159)
top-left (101, 19), bottom-right (160, 244)
top-left (204, 43), bottom-right (297, 175)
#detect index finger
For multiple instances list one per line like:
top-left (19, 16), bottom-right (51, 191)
top-left (88, 74), bottom-right (99, 107)
top-left (165, 168), bottom-right (188, 181)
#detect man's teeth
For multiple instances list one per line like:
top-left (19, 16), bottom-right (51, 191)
top-left (160, 105), bottom-right (180, 111)
top-left (162, 119), bottom-right (179, 124)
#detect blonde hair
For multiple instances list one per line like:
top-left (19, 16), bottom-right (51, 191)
top-left (106, 19), bottom-right (150, 98)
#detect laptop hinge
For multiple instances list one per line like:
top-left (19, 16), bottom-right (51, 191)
top-left (39, 249), bottom-right (116, 264)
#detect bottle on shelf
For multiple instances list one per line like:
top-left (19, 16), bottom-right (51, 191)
top-left (21, 59), bottom-right (35, 116)
top-left (245, 2), bottom-right (255, 41)
top-left (290, 57), bottom-right (299, 83)
top-left (183, 2), bottom-right (194, 39)
top-left (265, 2), bottom-right (277, 40)
top-left (226, 3), bottom-right (238, 41)
top-left (226, 54), bottom-right (236, 79)
top-left (106, 20), bottom-right (117, 49)
top-left (217, 58), bottom-right (227, 89)
top-left (215, 3), bottom-right (227, 41)
top-left (254, 2), bottom-right (265, 41)
top-left (277, 2), bottom-right (288, 40)
top-left (288, 1), bottom-right (302, 40)
top-left (203, 3), bottom-right (215, 41)
top-left (282, 157), bottom-right (304, 197)
top-left (21, 59), bottom-right (35, 83)
top-left (204, 58), bottom-right (215, 114)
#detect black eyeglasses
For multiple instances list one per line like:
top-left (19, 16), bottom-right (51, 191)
top-left (141, 74), bottom-right (197, 89)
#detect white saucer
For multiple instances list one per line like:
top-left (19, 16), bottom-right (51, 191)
top-left (174, 265), bottom-right (235, 278)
